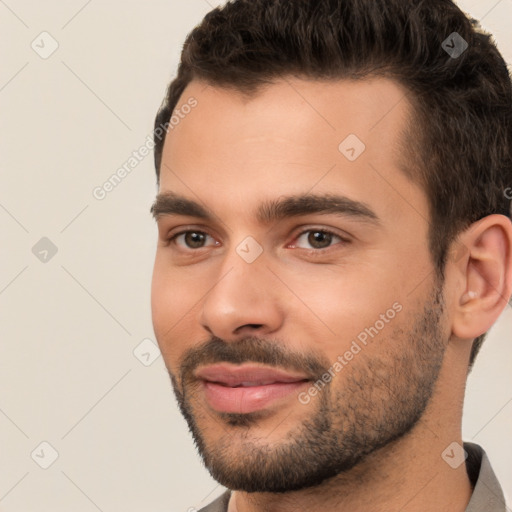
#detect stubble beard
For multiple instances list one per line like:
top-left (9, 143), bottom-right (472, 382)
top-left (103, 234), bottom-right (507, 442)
top-left (170, 285), bottom-right (447, 493)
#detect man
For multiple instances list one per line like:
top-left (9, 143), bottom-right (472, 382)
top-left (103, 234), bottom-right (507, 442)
top-left (150, 0), bottom-right (512, 510)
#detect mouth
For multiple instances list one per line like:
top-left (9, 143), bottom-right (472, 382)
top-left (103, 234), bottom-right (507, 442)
top-left (194, 363), bottom-right (311, 414)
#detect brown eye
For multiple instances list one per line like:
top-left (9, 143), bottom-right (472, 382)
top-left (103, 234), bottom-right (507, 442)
top-left (184, 232), bottom-right (206, 248)
top-left (173, 231), bottom-right (215, 249)
top-left (294, 229), bottom-right (342, 250)
top-left (307, 231), bottom-right (333, 249)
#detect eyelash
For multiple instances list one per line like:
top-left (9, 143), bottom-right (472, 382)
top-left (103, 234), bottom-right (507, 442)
top-left (167, 228), bottom-right (348, 252)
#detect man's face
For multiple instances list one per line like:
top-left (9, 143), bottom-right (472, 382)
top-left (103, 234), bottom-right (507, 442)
top-left (151, 78), bottom-right (450, 491)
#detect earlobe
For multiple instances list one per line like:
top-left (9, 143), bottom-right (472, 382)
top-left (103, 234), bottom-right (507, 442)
top-left (451, 215), bottom-right (512, 340)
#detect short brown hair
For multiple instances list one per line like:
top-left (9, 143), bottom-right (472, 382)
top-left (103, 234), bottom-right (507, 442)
top-left (153, 0), bottom-right (512, 367)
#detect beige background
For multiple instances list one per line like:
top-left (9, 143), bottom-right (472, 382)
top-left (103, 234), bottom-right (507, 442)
top-left (0, 1), bottom-right (511, 510)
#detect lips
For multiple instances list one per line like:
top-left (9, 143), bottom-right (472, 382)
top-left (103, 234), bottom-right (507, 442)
top-left (195, 364), bottom-right (310, 414)
top-left (195, 364), bottom-right (310, 387)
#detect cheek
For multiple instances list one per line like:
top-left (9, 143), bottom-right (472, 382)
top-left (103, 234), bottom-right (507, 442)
top-left (151, 256), bottom-right (195, 321)
top-left (151, 263), bottom-right (187, 350)
top-left (151, 259), bottom-right (210, 368)
top-left (282, 265), bottom-right (406, 356)
top-left (151, 260), bottom-right (171, 333)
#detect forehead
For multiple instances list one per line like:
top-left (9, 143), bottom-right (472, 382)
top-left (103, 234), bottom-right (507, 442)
top-left (164, 76), bottom-right (412, 149)
top-left (159, 77), bottom-right (426, 228)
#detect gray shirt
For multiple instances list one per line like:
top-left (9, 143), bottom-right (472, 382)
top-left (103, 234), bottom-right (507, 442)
top-left (198, 443), bottom-right (507, 512)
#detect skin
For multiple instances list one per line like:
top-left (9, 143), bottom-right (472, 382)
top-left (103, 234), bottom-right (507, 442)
top-left (151, 77), bottom-right (512, 512)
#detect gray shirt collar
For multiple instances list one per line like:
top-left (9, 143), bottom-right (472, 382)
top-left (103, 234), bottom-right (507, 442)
top-left (464, 442), bottom-right (507, 512)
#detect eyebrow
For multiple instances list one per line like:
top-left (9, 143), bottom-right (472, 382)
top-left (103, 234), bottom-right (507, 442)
top-left (151, 191), bottom-right (380, 226)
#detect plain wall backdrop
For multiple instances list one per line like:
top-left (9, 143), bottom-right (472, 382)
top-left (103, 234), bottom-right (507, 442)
top-left (0, 1), bottom-right (511, 510)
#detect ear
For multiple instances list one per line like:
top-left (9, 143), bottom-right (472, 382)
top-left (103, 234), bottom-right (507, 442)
top-left (450, 214), bottom-right (512, 340)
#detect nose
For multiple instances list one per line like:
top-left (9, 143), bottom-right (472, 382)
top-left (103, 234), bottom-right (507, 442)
top-left (200, 252), bottom-right (284, 341)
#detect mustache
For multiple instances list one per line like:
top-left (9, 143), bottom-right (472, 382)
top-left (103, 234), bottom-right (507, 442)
top-left (178, 335), bottom-right (330, 383)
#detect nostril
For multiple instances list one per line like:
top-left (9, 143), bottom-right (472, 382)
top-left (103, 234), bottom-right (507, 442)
top-left (237, 323), bottom-right (264, 332)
